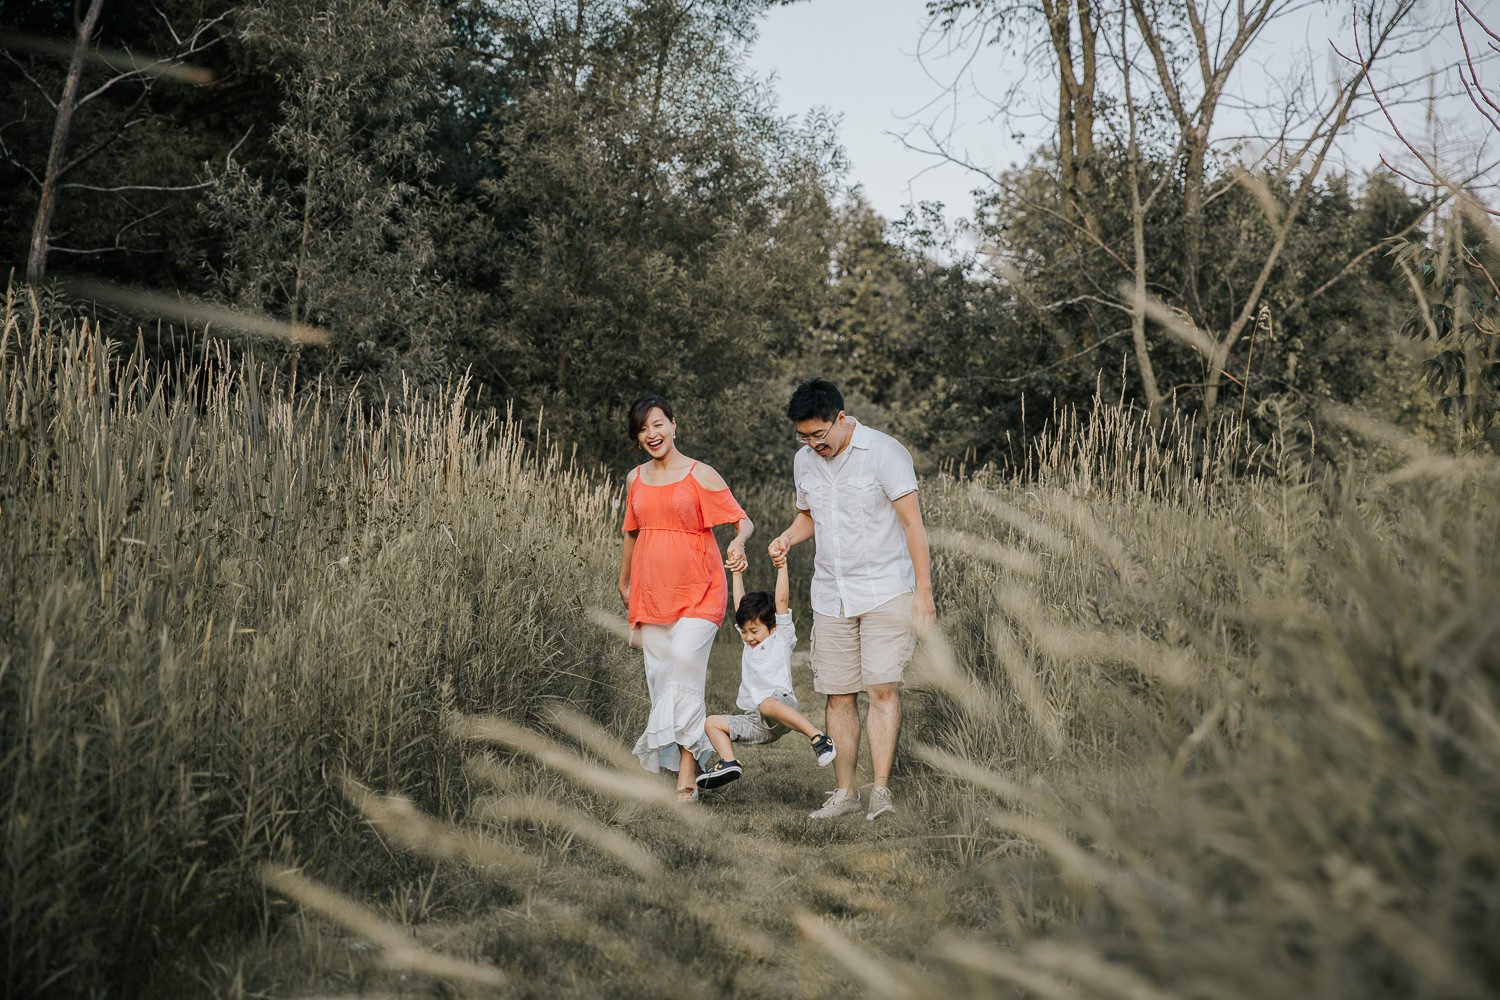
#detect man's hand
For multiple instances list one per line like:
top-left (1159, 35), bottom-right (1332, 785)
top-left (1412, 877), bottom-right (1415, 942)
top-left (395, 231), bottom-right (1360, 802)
top-left (912, 588), bottom-right (937, 632)
top-left (767, 536), bottom-right (789, 560)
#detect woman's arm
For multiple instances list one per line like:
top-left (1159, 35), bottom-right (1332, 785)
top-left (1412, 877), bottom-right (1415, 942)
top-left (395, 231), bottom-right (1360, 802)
top-left (619, 529), bottom-right (637, 606)
top-left (690, 463), bottom-right (752, 568)
top-left (726, 516), bottom-right (753, 569)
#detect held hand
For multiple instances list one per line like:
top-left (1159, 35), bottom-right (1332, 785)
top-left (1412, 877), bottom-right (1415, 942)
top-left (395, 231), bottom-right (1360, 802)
top-left (769, 547), bottom-right (787, 569)
top-left (725, 547), bottom-right (748, 573)
top-left (767, 536), bottom-right (788, 560)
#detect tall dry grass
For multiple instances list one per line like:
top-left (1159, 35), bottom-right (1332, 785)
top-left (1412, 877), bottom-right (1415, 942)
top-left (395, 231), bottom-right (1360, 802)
top-left (7, 281), bottom-right (1498, 998)
top-left (225, 389), bottom-right (1498, 1000)
top-left (907, 395), bottom-right (1500, 997)
top-left (0, 285), bottom-right (634, 997)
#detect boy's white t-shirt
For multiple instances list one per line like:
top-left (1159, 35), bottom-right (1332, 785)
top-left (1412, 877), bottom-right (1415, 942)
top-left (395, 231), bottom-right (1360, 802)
top-left (736, 611), bottom-right (796, 712)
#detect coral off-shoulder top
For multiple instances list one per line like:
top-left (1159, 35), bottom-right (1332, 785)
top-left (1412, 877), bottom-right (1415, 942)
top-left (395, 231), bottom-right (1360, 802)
top-left (623, 462), bottom-right (747, 628)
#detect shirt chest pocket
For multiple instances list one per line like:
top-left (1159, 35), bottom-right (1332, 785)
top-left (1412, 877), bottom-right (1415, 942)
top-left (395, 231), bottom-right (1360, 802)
top-left (844, 475), bottom-right (885, 502)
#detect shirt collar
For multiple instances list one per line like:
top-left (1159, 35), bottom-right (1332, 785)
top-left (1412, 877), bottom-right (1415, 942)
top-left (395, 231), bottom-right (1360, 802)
top-left (846, 416), bottom-right (870, 450)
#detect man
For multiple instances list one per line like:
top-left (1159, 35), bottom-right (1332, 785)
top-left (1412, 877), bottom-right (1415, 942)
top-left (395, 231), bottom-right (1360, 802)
top-left (767, 378), bottom-right (935, 820)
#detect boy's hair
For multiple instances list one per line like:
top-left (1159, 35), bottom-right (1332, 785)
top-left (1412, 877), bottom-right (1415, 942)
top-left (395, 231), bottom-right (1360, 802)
top-left (786, 378), bottom-right (844, 423)
top-left (626, 393), bottom-right (674, 449)
top-left (735, 590), bottom-right (777, 631)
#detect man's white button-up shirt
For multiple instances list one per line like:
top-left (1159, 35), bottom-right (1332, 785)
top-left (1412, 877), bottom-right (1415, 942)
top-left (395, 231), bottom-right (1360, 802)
top-left (794, 419), bottom-right (919, 618)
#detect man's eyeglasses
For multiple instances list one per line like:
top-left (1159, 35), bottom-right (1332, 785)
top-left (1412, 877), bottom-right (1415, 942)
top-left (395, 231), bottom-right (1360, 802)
top-left (794, 425), bottom-right (835, 446)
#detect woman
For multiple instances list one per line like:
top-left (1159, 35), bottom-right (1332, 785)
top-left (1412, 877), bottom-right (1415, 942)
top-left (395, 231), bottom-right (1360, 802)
top-left (618, 394), bottom-right (752, 800)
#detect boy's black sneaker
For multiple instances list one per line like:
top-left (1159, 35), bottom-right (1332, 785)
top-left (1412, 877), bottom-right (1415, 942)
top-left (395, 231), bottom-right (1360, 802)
top-left (695, 759), bottom-right (743, 790)
top-left (811, 733), bottom-right (837, 767)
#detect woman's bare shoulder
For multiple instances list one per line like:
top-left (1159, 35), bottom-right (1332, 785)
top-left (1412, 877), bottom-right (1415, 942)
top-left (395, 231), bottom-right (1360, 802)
top-left (689, 462), bottom-right (729, 491)
top-left (626, 465), bottom-right (641, 486)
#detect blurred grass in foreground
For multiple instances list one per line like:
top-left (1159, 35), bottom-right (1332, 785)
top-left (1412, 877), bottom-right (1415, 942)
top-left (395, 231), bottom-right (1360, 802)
top-left (912, 395), bottom-right (1500, 997)
top-left (4, 285), bottom-right (1498, 998)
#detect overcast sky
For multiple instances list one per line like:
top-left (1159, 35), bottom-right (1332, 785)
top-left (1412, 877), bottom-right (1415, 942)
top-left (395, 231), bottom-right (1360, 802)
top-left (744, 1), bottom-right (1491, 230)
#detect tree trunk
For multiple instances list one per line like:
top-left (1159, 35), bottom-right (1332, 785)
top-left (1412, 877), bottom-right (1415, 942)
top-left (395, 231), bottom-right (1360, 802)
top-left (26, 0), bottom-right (107, 285)
top-left (1120, 0), bottom-right (1163, 427)
top-left (1041, 0), bottom-right (1100, 238)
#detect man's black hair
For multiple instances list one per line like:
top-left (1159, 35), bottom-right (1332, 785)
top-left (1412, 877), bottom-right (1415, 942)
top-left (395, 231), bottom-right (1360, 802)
top-left (786, 378), bottom-right (843, 423)
top-left (627, 393), bottom-right (673, 449)
top-left (735, 590), bottom-right (777, 631)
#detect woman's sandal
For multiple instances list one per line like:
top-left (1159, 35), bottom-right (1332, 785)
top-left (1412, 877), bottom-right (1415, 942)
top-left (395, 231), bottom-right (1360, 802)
top-left (675, 786), bottom-right (700, 802)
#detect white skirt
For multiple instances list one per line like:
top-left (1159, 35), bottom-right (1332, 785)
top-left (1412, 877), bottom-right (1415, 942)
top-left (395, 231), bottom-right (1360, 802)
top-left (632, 617), bottom-right (719, 772)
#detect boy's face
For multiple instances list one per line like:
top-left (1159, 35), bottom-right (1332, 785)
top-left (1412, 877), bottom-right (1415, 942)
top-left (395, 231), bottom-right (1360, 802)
top-left (738, 621), bottom-right (775, 648)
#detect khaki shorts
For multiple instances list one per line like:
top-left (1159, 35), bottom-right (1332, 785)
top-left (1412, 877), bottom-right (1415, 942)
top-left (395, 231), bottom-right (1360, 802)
top-left (811, 593), bottom-right (916, 695)
top-left (723, 692), bottom-right (798, 744)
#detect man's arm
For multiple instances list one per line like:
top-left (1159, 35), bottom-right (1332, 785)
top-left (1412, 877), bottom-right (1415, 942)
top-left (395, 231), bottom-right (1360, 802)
top-left (768, 509), bottom-right (814, 559)
top-left (892, 492), bottom-right (935, 630)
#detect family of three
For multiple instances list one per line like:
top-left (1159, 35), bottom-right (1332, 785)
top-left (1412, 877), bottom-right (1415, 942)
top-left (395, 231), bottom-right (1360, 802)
top-left (616, 378), bottom-right (936, 818)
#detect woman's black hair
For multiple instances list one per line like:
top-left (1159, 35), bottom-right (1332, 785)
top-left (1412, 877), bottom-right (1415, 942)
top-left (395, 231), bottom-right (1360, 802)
top-left (735, 591), bottom-right (777, 631)
top-left (786, 378), bottom-right (844, 423)
top-left (627, 394), bottom-right (674, 449)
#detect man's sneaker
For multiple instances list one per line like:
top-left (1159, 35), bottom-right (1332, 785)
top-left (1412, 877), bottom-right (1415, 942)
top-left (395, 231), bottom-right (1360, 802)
top-left (866, 785), bottom-right (894, 821)
top-left (809, 788), bottom-right (862, 819)
top-left (810, 733), bottom-right (837, 767)
top-left (695, 759), bottom-right (743, 790)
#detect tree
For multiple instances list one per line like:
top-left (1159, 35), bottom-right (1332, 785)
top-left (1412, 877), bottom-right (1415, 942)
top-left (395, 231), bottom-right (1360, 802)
top-left (922, 0), bottom-right (1432, 425)
top-left (204, 0), bottom-right (457, 389)
top-left (1, 0), bottom-right (227, 284)
top-left (1366, 1), bottom-right (1500, 448)
top-left (458, 0), bottom-right (840, 473)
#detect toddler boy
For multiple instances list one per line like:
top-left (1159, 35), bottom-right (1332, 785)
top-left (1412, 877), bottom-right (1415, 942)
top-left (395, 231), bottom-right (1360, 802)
top-left (696, 548), bottom-right (836, 790)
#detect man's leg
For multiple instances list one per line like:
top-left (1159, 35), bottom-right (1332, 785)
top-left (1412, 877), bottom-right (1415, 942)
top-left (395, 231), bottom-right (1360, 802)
top-left (825, 693), bottom-right (859, 793)
top-left (811, 607), bottom-right (864, 816)
top-left (859, 594), bottom-right (916, 819)
top-left (865, 683), bottom-right (901, 788)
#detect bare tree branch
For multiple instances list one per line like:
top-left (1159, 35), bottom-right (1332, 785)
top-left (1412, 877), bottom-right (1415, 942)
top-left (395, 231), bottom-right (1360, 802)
top-left (61, 180), bottom-right (215, 193)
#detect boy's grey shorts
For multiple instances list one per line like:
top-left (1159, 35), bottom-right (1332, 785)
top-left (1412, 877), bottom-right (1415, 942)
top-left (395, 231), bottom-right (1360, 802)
top-left (723, 691), bottom-right (798, 745)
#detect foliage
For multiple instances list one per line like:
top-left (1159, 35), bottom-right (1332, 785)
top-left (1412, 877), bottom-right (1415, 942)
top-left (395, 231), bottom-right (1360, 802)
top-left (455, 0), bottom-right (840, 476)
top-left (0, 0), bottom-right (239, 286)
top-left (971, 152), bottom-right (1435, 458)
top-left (1392, 211), bottom-right (1500, 450)
top-left (203, 0), bottom-right (459, 391)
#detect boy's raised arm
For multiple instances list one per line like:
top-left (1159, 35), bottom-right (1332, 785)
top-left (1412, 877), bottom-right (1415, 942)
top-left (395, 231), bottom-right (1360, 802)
top-left (731, 566), bottom-right (745, 613)
top-left (771, 549), bottom-right (789, 615)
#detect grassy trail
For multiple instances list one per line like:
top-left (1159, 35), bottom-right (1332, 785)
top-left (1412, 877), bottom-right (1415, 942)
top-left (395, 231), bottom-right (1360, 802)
top-left (247, 636), bottom-right (945, 999)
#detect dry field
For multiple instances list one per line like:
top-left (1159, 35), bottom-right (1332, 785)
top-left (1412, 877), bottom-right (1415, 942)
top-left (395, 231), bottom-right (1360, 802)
top-left (4, 287), bottom-right (1497, 998)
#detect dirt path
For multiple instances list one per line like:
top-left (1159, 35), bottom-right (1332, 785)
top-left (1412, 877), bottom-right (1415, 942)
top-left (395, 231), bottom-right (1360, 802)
top-left (252, 637), bottom-right (945, 999)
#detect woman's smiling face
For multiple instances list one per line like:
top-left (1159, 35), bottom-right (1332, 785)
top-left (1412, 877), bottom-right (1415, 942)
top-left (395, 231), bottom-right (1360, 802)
top-left (637, 408), bottom-right (675, 458)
